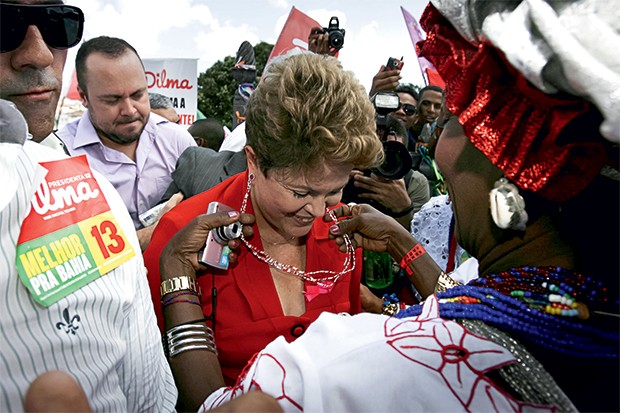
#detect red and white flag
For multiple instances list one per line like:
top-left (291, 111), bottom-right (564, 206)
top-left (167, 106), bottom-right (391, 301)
top-left (266, 6), bottom-right (321, 64)
top-left (401, 6), bottom-right (445, 88)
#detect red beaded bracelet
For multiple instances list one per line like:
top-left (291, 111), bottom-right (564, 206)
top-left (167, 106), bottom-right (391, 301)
top-left (399, 244), bottom-right (426, 276)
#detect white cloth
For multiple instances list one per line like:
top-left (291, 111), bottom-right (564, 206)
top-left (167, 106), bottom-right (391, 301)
top-left (219, 121), bottom-right (247, 152)
top-left (201, 296), bottom-right (555, 412)
top-left (39, 133), bottom-right (67, 153)
top-left (0, 141), bottom-right (177, 412)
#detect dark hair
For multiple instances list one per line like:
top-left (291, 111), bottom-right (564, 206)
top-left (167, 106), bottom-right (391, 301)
top-left (188, 119), bottom-right (225, 151)
top-left (418, 85), bottom-right (444, 101)
top-left (75, 36), bottom-right (142, 95)
top-left (386, 113), bottom-right (407, 140)
top-left (395, 84), bottom-right (419, 102)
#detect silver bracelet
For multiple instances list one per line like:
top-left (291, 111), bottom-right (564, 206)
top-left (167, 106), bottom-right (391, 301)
top-left (170, 339), bottom-right (218, 357)
top-left (163, 322), bottom-right (217, 358)
top-left (166, 324), bottom-right (214, 341)
top-left (168, 329), bottom-right (214, 344)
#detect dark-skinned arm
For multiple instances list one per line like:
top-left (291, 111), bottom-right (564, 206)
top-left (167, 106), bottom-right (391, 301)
top-left (159, 211), bottom-right (255, 412)
top-left (326, 203), bottom-right (442, 299)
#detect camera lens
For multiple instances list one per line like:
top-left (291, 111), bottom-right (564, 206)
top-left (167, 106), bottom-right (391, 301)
top-left (329, 31), bottom-right (344, 49)
top-left (372, 140), bottom-right (413, 180)
top-left (213, 222), bottom-right (243, 244)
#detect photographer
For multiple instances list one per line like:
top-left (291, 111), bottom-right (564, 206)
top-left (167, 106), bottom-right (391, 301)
top-left (342, 108), bottom-right (429, 303)
top-left (344, 102), bottom-right (430, 230)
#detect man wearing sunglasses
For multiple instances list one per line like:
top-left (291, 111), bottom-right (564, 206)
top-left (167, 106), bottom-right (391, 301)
top-left (0, 1), bottom-right (83, 142)
top-left (0, 1), bottom-right (177, 411)
top-left (393, 84), bottom-right (419, 137)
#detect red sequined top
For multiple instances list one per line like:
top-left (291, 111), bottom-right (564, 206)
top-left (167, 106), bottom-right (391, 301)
top-left (419, 4), bottom-right (610, 202)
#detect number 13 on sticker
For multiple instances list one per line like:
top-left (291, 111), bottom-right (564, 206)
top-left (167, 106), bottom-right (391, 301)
top-left (78, 211), bottom-right (134, 274)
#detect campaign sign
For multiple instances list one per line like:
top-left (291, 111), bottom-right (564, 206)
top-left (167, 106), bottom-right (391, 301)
top-left (143, 58), bottom-right (198, 126)
top-left (16, 155), bottom-right (135, 307)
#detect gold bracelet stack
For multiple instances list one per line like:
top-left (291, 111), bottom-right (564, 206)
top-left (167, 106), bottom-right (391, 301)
top-left (434, 271), bottom-right (462, 294)
top-left (162, 322), bottom-right (217, 358)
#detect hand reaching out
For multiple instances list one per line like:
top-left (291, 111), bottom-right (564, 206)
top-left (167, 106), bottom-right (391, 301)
top-left (160, 210), bottom-right (255, 279)
top-left (325, 203), bottom-right (408, 253)
top-left (368, 65), bottom-right (402, 97)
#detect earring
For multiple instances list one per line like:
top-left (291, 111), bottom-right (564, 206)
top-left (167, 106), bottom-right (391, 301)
top-left (489, 177), bottom-right (528, 231)
top-left (245, 172), bottom-right (255, 194)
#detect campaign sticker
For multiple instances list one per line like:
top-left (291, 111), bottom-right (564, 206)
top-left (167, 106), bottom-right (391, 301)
top-left (16, 155), bottom-right (135, 307)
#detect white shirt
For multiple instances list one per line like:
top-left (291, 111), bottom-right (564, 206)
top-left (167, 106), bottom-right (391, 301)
top-left (0, 141), bottom-right (177, 412)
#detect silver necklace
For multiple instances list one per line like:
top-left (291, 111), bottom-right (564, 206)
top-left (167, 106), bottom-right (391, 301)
top-left (239, 173), bottom-right (356, 289)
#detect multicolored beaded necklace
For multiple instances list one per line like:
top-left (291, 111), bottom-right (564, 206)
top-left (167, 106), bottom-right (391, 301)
top-left (397, 266), bottom-right (618, 357)
top-left (238, 173), bottom-right (356, 292)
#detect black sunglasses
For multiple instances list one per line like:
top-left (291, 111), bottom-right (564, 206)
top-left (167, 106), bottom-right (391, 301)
top-left (0, 3), bottom-right (84, 53)
top-left (399, 103), bottom-right (416, 116)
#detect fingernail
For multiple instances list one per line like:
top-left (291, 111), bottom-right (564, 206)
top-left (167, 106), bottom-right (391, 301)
top-left (228, 211), bottom-right (239, 218)
top-left (330, 224), bottom-right (340, 234)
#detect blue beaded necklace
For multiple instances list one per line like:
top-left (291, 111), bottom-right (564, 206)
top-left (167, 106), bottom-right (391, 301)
top-left (396, 266), bottom-right (619, 358)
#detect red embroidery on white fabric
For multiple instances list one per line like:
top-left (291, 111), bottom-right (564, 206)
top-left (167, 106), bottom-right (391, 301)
top-left (248, 353), bottom-right (303, 411)
top-left (384, 296), bottom-right (554, 412)
top-left (202, 352), bottom-right (261, 411)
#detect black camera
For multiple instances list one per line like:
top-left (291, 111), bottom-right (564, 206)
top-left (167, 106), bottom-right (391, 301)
top-left (371, 92), bottom-right (412, 180)
top-left (341, 92), bottom-right (413, 208)
top-left (323, 16), bottom-right (345, 50)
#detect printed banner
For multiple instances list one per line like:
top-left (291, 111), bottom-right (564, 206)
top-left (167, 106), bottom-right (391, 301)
top-left (400, 6), bottom-right (445, 88)
top-left (143, 58), bottom-right (198, 126)
top-left (266, 7), bottom-right (321, 64)
top-left (16, 156), bottom-right (135, 307)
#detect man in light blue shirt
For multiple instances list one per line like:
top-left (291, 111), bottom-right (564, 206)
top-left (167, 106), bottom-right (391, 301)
top-left (57, 36), bottom-right (195, 248)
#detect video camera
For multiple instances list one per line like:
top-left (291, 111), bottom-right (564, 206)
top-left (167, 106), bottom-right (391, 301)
top-left (323, 16), bottom-right (345, 50)
top-left (370, 92), bottom-right (412, 180)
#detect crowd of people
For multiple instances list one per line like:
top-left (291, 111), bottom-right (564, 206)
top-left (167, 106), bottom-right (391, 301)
top-left (1, 0), bottom-right (618, 412)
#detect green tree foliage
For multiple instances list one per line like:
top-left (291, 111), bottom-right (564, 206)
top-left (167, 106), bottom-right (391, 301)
top-left (197, 41), bottom-right (273, 129)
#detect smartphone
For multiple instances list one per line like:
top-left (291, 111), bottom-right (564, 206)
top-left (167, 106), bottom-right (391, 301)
top-left (199, 202), bottom-right (243, 270)
top-left (384, 57), bottom-right (404, 71)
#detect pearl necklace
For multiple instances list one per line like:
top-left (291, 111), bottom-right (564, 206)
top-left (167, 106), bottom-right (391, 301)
top-left (239, 173), bottom-right (356, 289)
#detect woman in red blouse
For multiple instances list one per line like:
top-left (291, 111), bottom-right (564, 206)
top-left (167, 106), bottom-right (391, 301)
top-left (144, 51), bottom-right (384, 410)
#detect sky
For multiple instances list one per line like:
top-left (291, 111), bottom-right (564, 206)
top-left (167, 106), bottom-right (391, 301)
top-left (63, 0), bottom-right (431, 96)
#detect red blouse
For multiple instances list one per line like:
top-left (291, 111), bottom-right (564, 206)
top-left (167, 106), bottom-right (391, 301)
top-left (144, 170), bottom-right (363, 384)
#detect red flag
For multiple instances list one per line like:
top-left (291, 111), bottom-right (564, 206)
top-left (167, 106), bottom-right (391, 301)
top-left (266, 7), bottom-right (321, 64)
top-left (66, 69), bottom-right (80, 101)
top-left (400, 6), bottom-right (445, 88)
